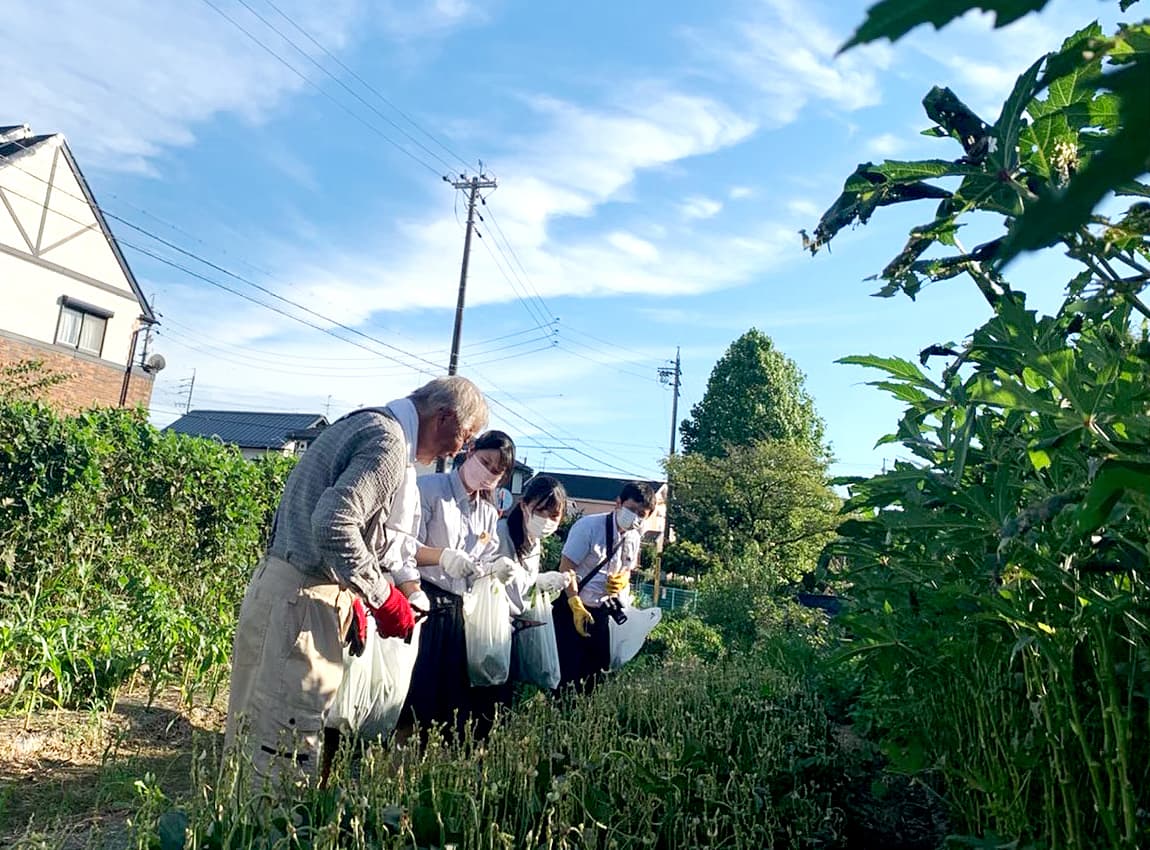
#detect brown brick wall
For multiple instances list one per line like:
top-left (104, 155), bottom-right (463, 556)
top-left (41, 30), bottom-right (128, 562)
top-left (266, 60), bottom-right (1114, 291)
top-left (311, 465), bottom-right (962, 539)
top-left (0, 331), bottom-right (155, 413)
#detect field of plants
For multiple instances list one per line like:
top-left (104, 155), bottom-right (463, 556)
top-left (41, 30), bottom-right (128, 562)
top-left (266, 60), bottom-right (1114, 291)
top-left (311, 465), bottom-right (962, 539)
top-left (3, 1), bottom-right (1150, 848)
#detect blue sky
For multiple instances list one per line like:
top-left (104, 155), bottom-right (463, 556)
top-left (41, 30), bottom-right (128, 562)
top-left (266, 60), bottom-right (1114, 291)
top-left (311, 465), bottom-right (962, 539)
top-left (3, 0), bottom-right (1125, 480)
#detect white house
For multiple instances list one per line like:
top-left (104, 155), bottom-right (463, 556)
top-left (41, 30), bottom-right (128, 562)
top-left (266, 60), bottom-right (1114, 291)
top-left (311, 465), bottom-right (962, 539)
top-left (0, 124), bottom-right (159, 411)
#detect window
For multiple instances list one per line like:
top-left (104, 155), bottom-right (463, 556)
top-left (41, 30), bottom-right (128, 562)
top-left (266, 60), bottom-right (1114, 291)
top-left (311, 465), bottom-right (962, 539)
top-left (55, 297), bottom-right (112, 357)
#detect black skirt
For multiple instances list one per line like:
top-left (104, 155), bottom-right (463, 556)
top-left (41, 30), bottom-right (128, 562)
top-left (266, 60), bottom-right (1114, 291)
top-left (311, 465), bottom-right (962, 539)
top-left (401, 584), bottom-right (512, 740)
top-left (553, 597), bottom-right (611, 694)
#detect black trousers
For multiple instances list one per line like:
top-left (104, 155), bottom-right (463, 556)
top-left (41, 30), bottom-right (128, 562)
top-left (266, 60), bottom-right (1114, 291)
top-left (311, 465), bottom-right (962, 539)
top-left (553, 598), bottom-right (610, 694)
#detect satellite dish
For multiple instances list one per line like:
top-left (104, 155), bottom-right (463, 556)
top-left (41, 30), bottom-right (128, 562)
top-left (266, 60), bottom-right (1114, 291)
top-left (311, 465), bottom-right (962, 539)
top-left (143, 353), bottom-right (166, 373)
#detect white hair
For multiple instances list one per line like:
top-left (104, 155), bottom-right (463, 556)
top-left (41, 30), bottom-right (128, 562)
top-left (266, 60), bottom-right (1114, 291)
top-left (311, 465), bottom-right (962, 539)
top-left (408, 376), bottom-right (488, 434)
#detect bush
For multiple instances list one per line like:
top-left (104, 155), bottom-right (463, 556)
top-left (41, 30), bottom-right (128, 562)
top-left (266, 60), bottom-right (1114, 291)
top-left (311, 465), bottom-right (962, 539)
top-left (642, 611), bottom-right (726, 663)
top-left (0, 402), bottom-right (293, 712)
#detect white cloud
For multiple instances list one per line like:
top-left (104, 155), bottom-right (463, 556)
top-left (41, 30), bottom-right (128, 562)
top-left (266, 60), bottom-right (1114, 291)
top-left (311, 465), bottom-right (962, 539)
top-left (376, 0), bottom-right (486, 39)
top-left (786, 198), bottom-right (821, 219)
top-left (607, 232), bottom-right (660, 261)
top-left (0, 0), bottom-right (365, 172)
top-left (728, 185), bottom-right (755, 200)
top-left (687, 0), bottom-right (893, 126)
top-left (678, 195), bottom-right (723, 220)
top-left (865, 132), bottom-right (906, 157)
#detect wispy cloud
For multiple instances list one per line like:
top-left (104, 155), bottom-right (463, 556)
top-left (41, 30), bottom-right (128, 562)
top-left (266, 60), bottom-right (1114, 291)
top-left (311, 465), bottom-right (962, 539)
top-left (687, 0), bottom-right (893, 126)
top-left (728, 185), bottom-right (755, 200)
top-left (0, 0), bottom-right (365, 171)
top-left (678, 195), bottom-right (723, 220)
top-left (864, 132), bottom-right (906, 157)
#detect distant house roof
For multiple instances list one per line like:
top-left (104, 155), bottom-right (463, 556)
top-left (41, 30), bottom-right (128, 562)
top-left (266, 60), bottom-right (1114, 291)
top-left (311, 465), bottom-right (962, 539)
top-left (0, 127), bottom-right (156, 322)
top-left (545, 472), bottom-right (664, 503)
top-left (165, 410), bottom-right (328, 449)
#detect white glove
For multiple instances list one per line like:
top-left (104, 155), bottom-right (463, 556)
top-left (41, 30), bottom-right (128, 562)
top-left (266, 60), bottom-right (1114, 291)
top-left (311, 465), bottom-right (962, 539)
top-left (440, 548), bottom-right (478, 580)
top-left (535, 571), bottom-right (573, 594)
top-left (407, 589), bottom-right (430, 615)
top-left (489, 555), bottom-right (520, 584)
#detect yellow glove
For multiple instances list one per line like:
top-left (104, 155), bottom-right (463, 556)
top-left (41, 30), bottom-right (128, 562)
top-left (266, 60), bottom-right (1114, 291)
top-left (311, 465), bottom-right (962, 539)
top-left (605, 571), bottom-right (629, 596)
top-left (568, 595), bottom-right (594, 638)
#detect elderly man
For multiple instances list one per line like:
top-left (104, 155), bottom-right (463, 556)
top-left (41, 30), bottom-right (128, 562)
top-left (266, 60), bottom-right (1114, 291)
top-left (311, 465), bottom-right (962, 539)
top-left (223, 376), bottom-right (487, 784)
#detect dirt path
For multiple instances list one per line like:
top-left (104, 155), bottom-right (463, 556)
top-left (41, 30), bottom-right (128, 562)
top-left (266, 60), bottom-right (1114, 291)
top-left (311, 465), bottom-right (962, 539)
top-left (0, 689), bottom-right (225, 849)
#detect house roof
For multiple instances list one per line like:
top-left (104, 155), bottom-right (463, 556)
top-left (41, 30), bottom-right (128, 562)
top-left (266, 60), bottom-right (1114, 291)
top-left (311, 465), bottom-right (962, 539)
top-left (545, 472), bottom-right (664, 503)
top-left (0, 129), bottom-right (156, 322)
top-left (165, 410), bottom-right (328, 449)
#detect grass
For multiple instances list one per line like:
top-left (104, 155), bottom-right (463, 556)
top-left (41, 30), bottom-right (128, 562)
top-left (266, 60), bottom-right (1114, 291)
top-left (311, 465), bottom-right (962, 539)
top-left (0, 687), bottom-right (227, 849)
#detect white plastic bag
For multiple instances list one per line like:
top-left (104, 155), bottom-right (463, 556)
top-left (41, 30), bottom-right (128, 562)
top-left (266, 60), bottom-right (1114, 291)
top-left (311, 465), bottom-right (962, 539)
top-left (513, 586), bottom-right (561, 690)
top-left (327, 618), bottom-right (422, 739)
top-left (462, 573), bottom-right (513, 686)
top-left (609, 604), bottom-right (662, 670)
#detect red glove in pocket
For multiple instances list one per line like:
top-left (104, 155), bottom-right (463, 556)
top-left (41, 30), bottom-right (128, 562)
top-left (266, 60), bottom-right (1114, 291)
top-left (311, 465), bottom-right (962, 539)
top-left (345, 597), bottom-right (368, 657)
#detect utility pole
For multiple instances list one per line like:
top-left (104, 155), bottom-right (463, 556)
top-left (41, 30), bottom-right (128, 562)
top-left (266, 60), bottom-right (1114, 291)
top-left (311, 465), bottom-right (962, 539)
top-left (179, 369), bottom-right (196, 415)
top-left (653, 347), bottom-right (681, 606)
top-left (438, 171), bottom-right (497, 471)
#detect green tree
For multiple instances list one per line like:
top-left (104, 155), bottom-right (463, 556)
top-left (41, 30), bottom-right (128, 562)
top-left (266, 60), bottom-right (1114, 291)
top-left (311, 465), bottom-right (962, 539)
top-left (679, 329), bottom-right (825, 458)
top-left (665, 440), bottom-right (840, 581)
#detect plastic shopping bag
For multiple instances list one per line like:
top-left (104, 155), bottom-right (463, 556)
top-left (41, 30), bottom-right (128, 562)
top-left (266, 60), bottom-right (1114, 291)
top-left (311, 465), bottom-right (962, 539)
top-left (513, 586), bottom-right (561, 690)
top-left (327, 618), bottom-right (422, 739)
top-left (609, 604), bottom-right (662, 670)
top-left (462, 574), bottom-right (513, 686)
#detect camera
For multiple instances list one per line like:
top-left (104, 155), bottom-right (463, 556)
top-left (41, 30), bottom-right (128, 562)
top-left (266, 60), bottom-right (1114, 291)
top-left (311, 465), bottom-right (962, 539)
top-left (601, 596), bottom-right (628, 625)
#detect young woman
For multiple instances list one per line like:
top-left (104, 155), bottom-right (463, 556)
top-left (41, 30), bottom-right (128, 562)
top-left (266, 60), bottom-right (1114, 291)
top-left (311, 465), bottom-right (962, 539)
top-left (496, 474), bottom-right (571, 617)
top-left (401, 430), bottom-right (516, 738)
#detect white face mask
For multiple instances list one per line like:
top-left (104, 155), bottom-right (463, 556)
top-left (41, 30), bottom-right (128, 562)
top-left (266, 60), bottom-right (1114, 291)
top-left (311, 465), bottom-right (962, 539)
top-left (616, 505), bottom-right (639, 531)
top-left (525, 511), bottom-right (560, 539)
top-left (460, 454), bottom-right (502, 492)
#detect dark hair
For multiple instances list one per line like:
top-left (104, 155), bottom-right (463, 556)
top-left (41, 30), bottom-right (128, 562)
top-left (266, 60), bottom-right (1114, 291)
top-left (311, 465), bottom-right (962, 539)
top-left (507, 475), bottom-right (567, 559)
top-left (453, 430), bottom-right (515, 501)
top-left (619, 481), bottom-right (656, 511)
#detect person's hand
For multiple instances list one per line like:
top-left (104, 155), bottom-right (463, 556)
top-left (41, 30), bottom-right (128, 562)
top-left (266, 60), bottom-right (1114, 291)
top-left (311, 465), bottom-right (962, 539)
top-left (605, 571), bottom-right (629, 596)
top-left (369, 587), bottom-right (415, 640)
top-left (568, 596), bottom-right (594, 638)
top-left (440, 548), bottom-right (478, 580)
top-left (490, 555), bottom-right (520, 584)
top-left (407, 589), bottom-right (430, 619)
top-left (345, 597), bottom-right (368, 656)
top-left (535, 571), bottom-right (573, 594)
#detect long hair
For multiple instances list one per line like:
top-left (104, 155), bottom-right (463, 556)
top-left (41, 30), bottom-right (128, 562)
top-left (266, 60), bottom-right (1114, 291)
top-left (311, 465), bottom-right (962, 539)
top-left (507, 475), bottom-right (567, 559)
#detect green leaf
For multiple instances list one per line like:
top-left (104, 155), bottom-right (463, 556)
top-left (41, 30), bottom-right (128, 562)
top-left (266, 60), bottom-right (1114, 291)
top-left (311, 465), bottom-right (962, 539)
top-left (1076, 458), bottom-right (1150, 535)
top-left (1000, 57), bottom-right (1150, 264)
top-left (1028, 448), bottom-right (1052, 472)
top-left (993, 55), bottom-right (1046, 171)
top-left (841, 0), bottom-right (1052, 52)
top-left (837, 354), bottom-right (940, 391)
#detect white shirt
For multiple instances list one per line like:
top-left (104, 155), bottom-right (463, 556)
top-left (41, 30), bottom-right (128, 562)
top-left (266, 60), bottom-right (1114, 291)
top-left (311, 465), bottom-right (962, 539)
top-left (495, 516), bottom-right (541, 616)
top-left (379, 398), bottom-right (421, 585)
top-left (416, 469), bottom-right (501, 595)
top-left (561, 510), bottom-right (640, 607)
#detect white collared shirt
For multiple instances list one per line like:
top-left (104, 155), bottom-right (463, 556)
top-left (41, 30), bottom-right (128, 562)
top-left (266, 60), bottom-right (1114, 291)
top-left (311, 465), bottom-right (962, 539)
top-left (417, 469), bottom-right (501, 595)
top-left (561, 510), bottom-right (640, 607)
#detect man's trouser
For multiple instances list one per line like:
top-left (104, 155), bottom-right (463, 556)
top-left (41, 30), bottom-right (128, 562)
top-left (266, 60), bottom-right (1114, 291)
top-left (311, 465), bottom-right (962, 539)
top-left (553, 598), bottom-right (611, 694)
top-left (223, 554), bottom-right (353, 786)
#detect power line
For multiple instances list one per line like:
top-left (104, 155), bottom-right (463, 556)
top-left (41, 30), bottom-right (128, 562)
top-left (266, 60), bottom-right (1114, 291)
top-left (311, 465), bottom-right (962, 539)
top-left (231, 0), bottom-right (462, 175)
top-left (197, 0), bottom-right (444, 178)
top-left (260, 0), bottom-right (474, 173)
top-left (479, 198), bottom-right (555, 324)
top-left (474, 223), bottom-right (558, 335)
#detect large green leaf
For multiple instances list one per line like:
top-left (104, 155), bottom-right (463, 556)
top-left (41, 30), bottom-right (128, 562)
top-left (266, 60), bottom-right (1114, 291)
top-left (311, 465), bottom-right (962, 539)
top-left (837, 354), bottom-right (941, 391)
top-left (1076, 459), bottom-right (1150, 534)
top-left (993, 56), bottom-right (1046, 172)
top-left (841, 0), bottom-right (1052, 52)
top-left (1000, 56), bottom-right (1150, 263)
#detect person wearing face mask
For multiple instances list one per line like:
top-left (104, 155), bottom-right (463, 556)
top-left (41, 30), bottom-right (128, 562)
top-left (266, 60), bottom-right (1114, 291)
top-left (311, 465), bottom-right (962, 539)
top-left (400, 430), bottom-right (517, 738)
top-left (496, 475), bottom-right (571, 617)
top-left (554, 481), bottom-right (657, 692)
top-left (223, 376), bottom-right (486, 787)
